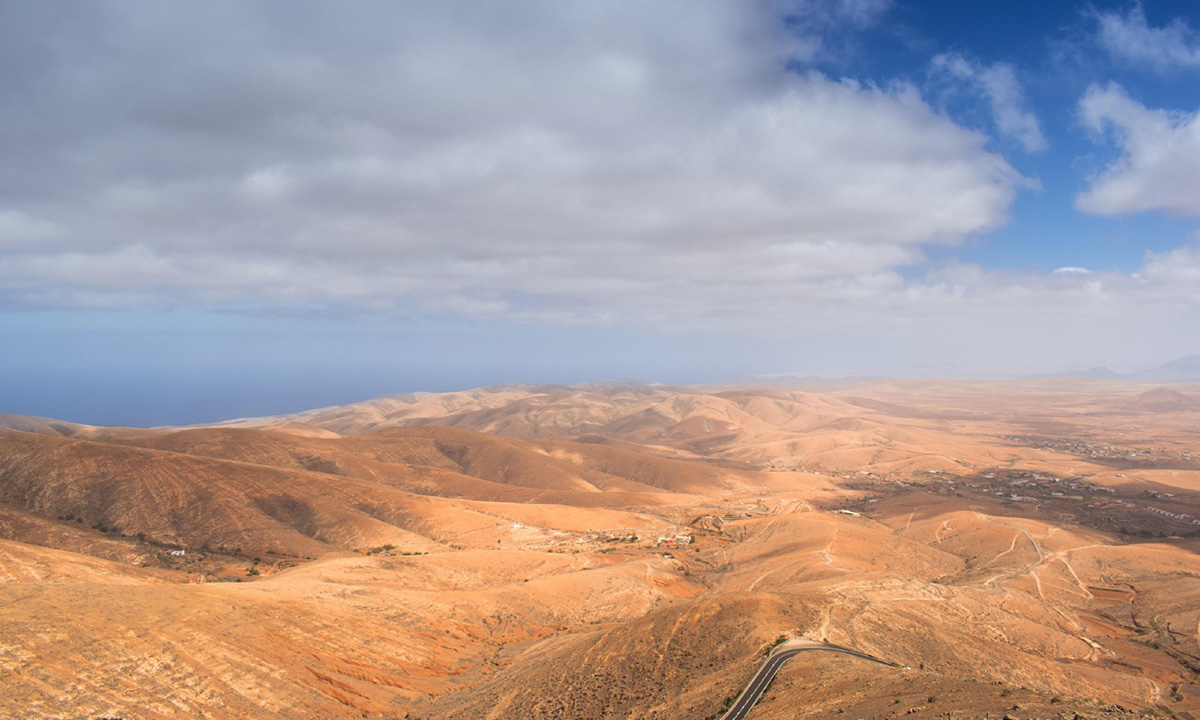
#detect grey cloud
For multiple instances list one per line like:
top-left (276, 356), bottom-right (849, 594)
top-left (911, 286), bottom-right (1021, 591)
top-left (3, 1), bottom-right (1027, 328)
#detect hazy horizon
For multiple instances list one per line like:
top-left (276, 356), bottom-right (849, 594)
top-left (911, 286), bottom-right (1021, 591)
top-left (3, 1), bottom-right (1200, 425)
top-left (5, 351), bottom-right (1198, 428)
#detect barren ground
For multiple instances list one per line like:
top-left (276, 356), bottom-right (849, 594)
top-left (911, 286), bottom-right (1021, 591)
top-left (1, 380), bottom-right (1198, 719)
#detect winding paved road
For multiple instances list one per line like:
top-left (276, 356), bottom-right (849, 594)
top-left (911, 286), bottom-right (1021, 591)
top-left (719, 639), bottom-right (901, 720)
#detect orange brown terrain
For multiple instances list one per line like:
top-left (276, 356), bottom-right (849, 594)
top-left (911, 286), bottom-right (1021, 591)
top-left (2, 380), bottom-right (1199, 720)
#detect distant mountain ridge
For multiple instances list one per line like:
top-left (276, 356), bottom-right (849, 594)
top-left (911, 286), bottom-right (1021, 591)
top-left (1049, 354), bottom-right (1200, 382)
top-left (1049, 366), bottom-right (1121, 380)
top-left (1139, 354), bottom-right (1200, 381)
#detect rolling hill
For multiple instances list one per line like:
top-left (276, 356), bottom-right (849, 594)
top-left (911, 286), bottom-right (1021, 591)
top-left (1, 380), bottom-right (1198, 719)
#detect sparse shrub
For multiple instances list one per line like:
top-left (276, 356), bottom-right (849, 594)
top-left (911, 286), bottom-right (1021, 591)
top-left (927, 695), bottom-right (937, 703)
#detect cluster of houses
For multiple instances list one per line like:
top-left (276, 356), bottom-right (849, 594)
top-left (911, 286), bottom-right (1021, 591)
top-left (997, 434), bottom-right (1151, 462)
top-left (654, 534), bottom-right (693, 548)
top-left (1148, 506), bottom-right (1200, 526)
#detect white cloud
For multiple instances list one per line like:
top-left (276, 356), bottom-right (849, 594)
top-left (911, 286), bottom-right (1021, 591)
top-left (930, 53), bottom-right (1048, 153)
top-left (1076, 83), bottom-right (1200, 216)
top-left (3, 2), bottom-right (1196, 372)
top-left (5, 3), bottom-right (1192, 374)
top-left (241, 166), bottom-right (298, 203)
top-left (766, 0), bottom-right (893, 62)
top-left (1139, 242), bottom-right (1200, 304)
top-left (835, 0), bottom-right (892, 25)
top-left (0, 1), bottom-right (1029, 325)
top-left (1094, 3), bottom-right (1200, 71)
top-left (855, 246), bottom-right (1200, 371)
top-left (0, 210), bottom-right (65, 249)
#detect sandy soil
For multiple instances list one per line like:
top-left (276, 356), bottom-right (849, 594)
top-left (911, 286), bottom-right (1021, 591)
top-left (0, 380), bottom-right (1198, 719)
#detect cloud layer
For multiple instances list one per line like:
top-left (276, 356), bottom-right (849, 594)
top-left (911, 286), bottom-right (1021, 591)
top-left (0, 0), bottom-right (1025, 325)
top-left (0, 0), bottom-right (1196, 371)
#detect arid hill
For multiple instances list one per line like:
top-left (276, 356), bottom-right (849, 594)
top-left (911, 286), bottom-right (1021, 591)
top-left (213, 382), bottom-right (1140, 476)
top-left (1119, 387), bottom-right (1200, 413)
top-left (0, 425), bottom-right (762, 560)
top-left (2, 380), bottom-right (1199, 719)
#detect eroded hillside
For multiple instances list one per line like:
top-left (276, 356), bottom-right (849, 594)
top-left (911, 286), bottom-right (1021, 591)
top-left (1, 381), bottom-right (1199, 719)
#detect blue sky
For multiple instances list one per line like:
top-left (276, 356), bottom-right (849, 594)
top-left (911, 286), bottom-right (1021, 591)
top-left (2, 1), bottom-right (1200, 425)
top-left (814, 0), bottom-right (1200, 273)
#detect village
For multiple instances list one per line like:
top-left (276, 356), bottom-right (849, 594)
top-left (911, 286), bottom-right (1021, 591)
top-left (838, 467), bottom-right (1200, 540)
top-left (999, 434), bottom-right (1199, 469)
